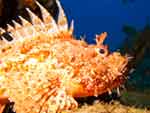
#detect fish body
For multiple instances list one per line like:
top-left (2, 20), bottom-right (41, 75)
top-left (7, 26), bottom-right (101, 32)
top-left (0, 1), bottom-right (128, 113)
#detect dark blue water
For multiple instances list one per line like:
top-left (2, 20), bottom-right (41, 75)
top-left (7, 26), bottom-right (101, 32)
top-left (61, 0), bottom-right (150, 51)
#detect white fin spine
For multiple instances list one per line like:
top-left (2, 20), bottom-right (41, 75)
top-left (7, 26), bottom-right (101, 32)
top-left (35, 1), bottom-right (58, 35)
top-left (7, 23), bottom-right (25, 40)
top-left (26, 8), bottom-right (43, 25)
top-left (69, 20), bottom-right (74, 35)
top-left (56, 0), bottom-right (68, 31)
top-left (18, 16), bottom-right (32, 27)
top-left (7, 24), bottom-right (15, 32)
top-left (12, 20), bottom-right (22, 29)
top-left (0, 28), bottom-right (7, 47)
top-left (8, 33), bottom-right (14, 39)
top-left (117, 87), bottom-right (120, 96)
top-left (0, 28), bottom-right (5, 35)
top-left (11, 31), bottom-right (21, 39)
top-left (1, 36), bottom-right (10, 44)
top-left (10, 20), bottom-right (24, 39)
top-left (18, 16), bottom-right (37, 38)
top-left (36, 1), bottom-right (54, 24)
top-left (107, 88), bottom-right (112, 95)
top-left (26, 8), bottom-right (47, 34)
top-left (80, 35), bottom-right (86, 42)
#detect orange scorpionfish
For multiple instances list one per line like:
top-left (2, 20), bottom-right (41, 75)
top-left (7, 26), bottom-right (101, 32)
top-left (0, 0), bottom-right (128, 113)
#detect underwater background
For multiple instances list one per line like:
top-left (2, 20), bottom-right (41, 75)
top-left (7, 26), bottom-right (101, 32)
top-left (61, 0), bottom-right (149, 50)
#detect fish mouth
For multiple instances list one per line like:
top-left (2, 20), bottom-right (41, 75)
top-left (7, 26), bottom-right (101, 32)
top-left (119, 54), bottom-right (131, 74)
top-left (117, 56), bottom-right (129, 75)
top-left (99, 53), bottom-right (129, 95)
top-left (106, 52), bottom-right (129, 80)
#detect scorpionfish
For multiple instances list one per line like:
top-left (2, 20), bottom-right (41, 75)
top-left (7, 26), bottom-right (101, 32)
top-left (0, 0), bottom-right (128, 113)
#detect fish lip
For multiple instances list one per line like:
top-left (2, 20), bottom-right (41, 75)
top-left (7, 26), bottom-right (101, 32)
top-left (110, 55), bottom-right (129, 80)
top-left (119, 58), bottom-right (128, 75)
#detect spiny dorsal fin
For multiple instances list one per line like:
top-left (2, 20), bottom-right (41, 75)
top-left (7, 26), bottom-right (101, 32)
top-left (26, 8), bottom-right (43, 25)
top-left (0, 36), bottom-right (6, 47)
top-left (18, 16), bottom-right (32, 27)
top-left (0, 28), bottom-right (7, 47)
top-left (0, 28), bottom-right (5, 47)
top-left (35, 1), bottom-right (58, 34)
top-left (69, 20), bottom-right (74, 35)
top-left (7, 24), bottom-right (15, 32)
top-left (18, 16), bottom-right (38, 37)
top-left (1, 0), bottom-right (73, 47)
top-left (0, 36), bottom-right (13, 46)
top-left (26, 8), bottom-right (47, 33)
top-left (35, 1), bottom-right (56, 25)
top-left (0, 28), bottom-right (5, 35)
top-left (0, 35), bottom-right (16, 52)
top-left (6, 24), bottom-right (19, 41)
top-left (12, 20), bottom-right (22, 29)
top-left (1, 36), bottom-right (9, 43)
top-left (56, 0), bottom-right (68, 31)
top-left (6, 20), bottom-right (22, 39)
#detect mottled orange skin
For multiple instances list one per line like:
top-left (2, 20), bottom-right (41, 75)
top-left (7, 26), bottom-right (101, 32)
top-left (50, 32), bottom-right (128, 97)
top-left (1, 29), bottom-right (128, 113)
top-left (0, 31), bottom-right (128, 113)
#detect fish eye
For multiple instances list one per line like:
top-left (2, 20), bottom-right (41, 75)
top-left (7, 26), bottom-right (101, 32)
top-left (99, 48), bottom-right (105, 54)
